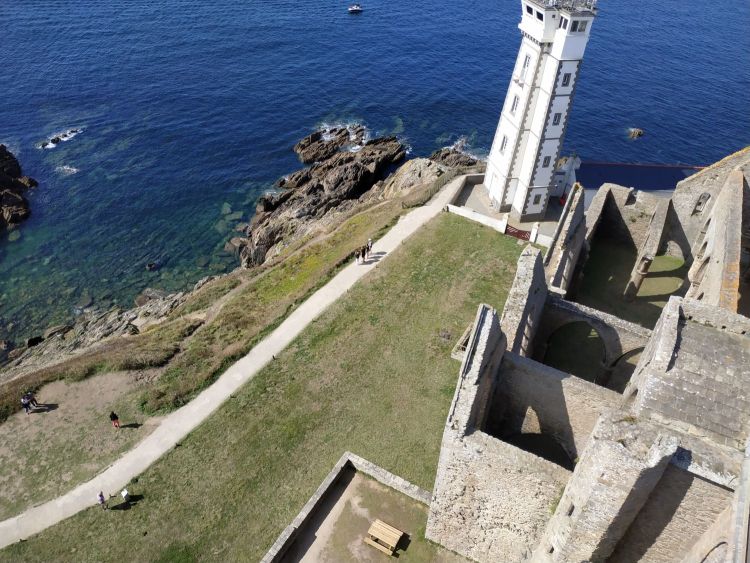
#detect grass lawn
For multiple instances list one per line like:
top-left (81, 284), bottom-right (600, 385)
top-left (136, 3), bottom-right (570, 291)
top-left (0, 200), bottom-right (408, 519)
top-left (575, 238), bottom-right (687, 328)
top-left (0, 214), bottom-right (521, 562)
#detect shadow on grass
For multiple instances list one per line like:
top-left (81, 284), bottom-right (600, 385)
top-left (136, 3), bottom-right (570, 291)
top-left (393, 533), bottom-right (412, 557)
top-left (120, 422), bottom-right (142, 429)
top-left (110, 494), bottom-right (144, 511)
top-left (31, 403), bottom-right (58, 414)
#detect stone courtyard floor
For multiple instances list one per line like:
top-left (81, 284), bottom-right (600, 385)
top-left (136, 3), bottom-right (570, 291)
top-left (281, 470), bottom-right (466, 563)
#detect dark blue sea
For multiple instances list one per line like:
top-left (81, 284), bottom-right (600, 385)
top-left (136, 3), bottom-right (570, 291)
top-left (1, 0), bottom-right (748, 342)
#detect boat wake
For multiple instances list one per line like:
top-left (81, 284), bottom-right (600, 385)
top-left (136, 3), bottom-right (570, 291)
top-left (38, 128), bottom-right (84, 149)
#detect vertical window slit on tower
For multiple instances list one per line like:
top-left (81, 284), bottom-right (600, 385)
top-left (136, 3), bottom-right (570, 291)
top-left (562, 73), bottom-right (571, 87)
top-left (500, 135), bottom-right (508, 154)
top-left (553, 113), bottom-right (562, 126)
top-left (511, 95), bottom-right (519, 114)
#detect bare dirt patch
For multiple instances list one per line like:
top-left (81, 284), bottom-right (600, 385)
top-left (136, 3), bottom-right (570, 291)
top-left (0, 371), bottom-right (157, 519)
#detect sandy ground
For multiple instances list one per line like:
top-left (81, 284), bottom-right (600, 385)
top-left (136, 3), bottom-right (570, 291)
top-left (0, 371), bottom-right (159, 519)
top-left (282, 471), bottom-right (466, 563)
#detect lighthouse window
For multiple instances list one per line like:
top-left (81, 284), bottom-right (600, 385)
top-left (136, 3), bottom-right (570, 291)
top-left (559, 16), bottom-right (569, 29)
top-left (510, 95), bottom-right (519, 115)
top-left (571, 20), bottom-right (588, 33)
top-left (526, 5), bottom-right (533, 15)
top-left (543, 156), bottom-right (551, 167)
top-left (536, 10), bottom-right (544, 21)
top-left (533, 194), bottom-right (543, 206)
top-left (562, 73), bottom-right (571, 86)
top-left (553, 113), bottom-right (562, 126)
top-left (500, 135), bottom-right (508, 154)
top-left (522, 54), bottom-right (531, 74)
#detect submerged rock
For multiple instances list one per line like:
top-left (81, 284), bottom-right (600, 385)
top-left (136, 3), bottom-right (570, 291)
top-left (628, 127), bottom-right (645, 139)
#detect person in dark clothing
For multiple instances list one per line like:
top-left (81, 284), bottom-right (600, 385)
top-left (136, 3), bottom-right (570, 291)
top-left (21, 395), bottom-right (31, 415)
top-left (109, 411), bottom-right (120, 429)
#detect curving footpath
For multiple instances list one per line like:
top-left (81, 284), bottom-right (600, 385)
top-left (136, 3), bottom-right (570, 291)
top-left (0, 176), bottom-right (466, 549)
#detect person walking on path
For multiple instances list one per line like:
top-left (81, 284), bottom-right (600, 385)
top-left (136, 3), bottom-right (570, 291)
top-left (97, 491), bottom-right (107, 510)
top-left (109, 411), bottom-right (120, 429)
top-left (20, 395), bottom-right (31, 415)
top-left (367, 238), bottom-right (373, 254)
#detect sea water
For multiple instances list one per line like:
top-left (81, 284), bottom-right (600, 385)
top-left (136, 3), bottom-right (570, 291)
top-left (0, 0), bottom-right (748, 342)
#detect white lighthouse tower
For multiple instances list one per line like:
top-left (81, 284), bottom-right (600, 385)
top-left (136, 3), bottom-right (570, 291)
top-left (485, 0), bottom-right (597, 221)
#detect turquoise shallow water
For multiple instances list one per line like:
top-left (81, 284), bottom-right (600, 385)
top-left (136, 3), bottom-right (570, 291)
top-left (0, 0), bottom-right (748, 342)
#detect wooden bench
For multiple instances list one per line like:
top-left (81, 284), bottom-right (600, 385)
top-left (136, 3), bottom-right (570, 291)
top-left (363, 519), bottom-right (404, 556)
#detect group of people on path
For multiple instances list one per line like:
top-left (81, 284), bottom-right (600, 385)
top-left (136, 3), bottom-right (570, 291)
top-left (354, 238), bottom-right (374, 265)
top-left (20, 391), bottom-right (39, 415)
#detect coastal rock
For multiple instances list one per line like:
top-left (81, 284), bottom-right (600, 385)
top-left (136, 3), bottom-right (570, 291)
top-left (1, 286), bottom-right (190, 377)
top-left (381, 158), bottom-right (447, 199)
top-left (239, 133), bottom-right (406, 268)
top-left (43, 325), bottom-right (73, 339)
top-left (293, 125), bottom-right (367, 164)
top-left (26, 336), bottom-right (44, 348)
top-left (134, 287), bottom-right (168, 307)
top-left (0, 145), bottom-right (36, 233)
top-left (429, 147), bottom-right (479, 168)
top-left (628, 127), bottom-right (645, 139)
top-left (38, 128), bottom-right (83, 149)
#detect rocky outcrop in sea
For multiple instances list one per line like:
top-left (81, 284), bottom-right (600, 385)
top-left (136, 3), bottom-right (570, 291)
top-left (0, 145), bottom-right (37, 233)
top-left (238, 128), bottom-right (406, 267)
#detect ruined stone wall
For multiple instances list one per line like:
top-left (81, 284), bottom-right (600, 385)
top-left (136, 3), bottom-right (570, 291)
top-left (427, 304), bottom-right (573, 562)
top-left (444, 304), bottom-right (506, 436)
top-left (584, 184), bottom-right (660, 251)
top-left (500, 246), bottom-right (548, 357)
top-left (428, 430), bottom-right (571, 562)
top-left (671, 147), bottom-right (750, 247)
top-left (630, 297), bottom-right (750, 450)
top-left (685, 169), bottom-right (747, 312)
top-left (609, 465), bottom-right (732, 563)
top-left (543, 184), bottom-right (586, 294)
top-left (531, 414), bottom-right (678, 562)
top-left (492, 353), bottom-right (620, 460)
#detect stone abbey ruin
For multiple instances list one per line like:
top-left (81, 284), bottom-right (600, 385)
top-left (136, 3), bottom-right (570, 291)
top-left (427, 147), bottom-right (750, 561)
top-left (268, 147), bottom-right (750, 562)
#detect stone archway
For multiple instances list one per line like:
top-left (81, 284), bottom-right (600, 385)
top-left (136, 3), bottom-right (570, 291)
top-left (541, 321), bottom-right (607, 384)
top-left (605, 347), bottom-right (644, 393)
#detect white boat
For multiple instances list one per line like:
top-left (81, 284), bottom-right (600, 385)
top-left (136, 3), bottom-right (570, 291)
top-left (348, 4), bottom-right (363, 13)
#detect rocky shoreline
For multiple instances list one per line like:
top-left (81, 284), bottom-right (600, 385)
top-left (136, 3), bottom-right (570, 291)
top-left (0, 126), bottom-right (481, 378)
top-left (237, 127), bottom-right (407, 268)
top-left (0, 145), bottom-right (37, 235)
